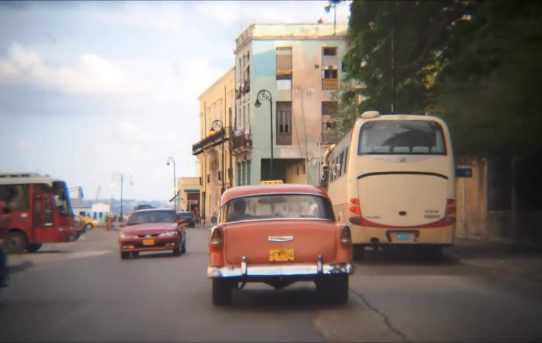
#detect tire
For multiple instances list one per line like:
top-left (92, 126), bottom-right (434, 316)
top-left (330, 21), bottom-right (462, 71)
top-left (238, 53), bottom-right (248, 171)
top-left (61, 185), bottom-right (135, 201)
top-left (120, 252), bottom-right (130, 259)
top-left (6, 232), bottom-right (27, 254)
top-left (180, 236), bottom-right (186, 254)
top-left (353, 245), bottom-right (365, 260)
top-left (318, 275), bottom-right (349, 304)
top-left (84, 224), bottom-right (92, 230)
top-left (28, 243), bottom-right (42, 253)
top-left (173, 243), bottom-right (181, 256)
top-left (212, 278), bottom-right (233, 306)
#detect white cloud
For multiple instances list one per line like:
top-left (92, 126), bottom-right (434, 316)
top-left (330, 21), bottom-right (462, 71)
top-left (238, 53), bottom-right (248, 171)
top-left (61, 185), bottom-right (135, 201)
top-left (117, 120), bottom-right (151, 144)
top-left (196, 1), bottom-right (350, 28)
top-left (0, 43), bottom-right (135, 96)
top-left (195, 2), bottom-right (242, 26)
top-left (94, 3), bottom-right (185, 33)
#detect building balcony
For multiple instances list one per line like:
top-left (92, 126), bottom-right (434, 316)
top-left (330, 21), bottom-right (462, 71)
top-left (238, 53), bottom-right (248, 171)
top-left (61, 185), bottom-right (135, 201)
top-left (231, 132), bottom-right (252, 155)
top-left (192, 129), bottom-right (228, 156)
top-left (322, 78), bottom-right (338, 90)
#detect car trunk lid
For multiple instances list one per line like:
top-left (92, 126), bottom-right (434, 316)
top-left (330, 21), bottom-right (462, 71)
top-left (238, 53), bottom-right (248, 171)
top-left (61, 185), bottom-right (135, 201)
top-left (223, 220), bottom-right (337, 265)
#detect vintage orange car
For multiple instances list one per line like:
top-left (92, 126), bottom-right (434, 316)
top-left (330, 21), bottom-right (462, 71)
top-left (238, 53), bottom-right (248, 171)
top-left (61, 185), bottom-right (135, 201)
top-left (208, 183), bottom-right (353, 305)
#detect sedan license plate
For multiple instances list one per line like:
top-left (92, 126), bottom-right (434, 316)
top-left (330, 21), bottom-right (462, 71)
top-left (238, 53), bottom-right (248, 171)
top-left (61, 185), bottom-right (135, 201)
top-left (269, 248), bottom-right (294, 262)
top-left (396, 233), bottom-right (411, 241)
top-left (142, 239), bottom-right (155, 246)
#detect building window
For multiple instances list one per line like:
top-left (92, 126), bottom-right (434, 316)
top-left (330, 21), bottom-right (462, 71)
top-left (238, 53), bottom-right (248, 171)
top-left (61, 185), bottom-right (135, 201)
top-left (323, 47), bottom-right (337, 56)
top-left (322, 101), bottom-right (338, 144)
top-left (276, 47), bottom-right (292, 80)
top-left (322, 46), bottom-right (338, 90)
top-left (276, 102), bottom-right (292, 145)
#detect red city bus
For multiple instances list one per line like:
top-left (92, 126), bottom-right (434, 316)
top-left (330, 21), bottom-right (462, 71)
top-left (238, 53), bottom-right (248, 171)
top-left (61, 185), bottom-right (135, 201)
top-left (0, 172), bottom-right (78, 253)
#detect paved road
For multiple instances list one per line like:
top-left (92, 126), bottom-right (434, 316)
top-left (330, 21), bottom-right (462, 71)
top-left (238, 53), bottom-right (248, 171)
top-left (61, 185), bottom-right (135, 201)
top-left (1, 227), bottom-right (542, 342)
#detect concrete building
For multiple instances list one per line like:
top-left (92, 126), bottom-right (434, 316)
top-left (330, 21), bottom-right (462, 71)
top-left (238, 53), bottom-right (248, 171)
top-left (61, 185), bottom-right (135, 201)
top-left (91, 202), bottom-right (111, 224)
top-left (232, 23), bottom-right (348, 186)
top-left (192, 67), bottom-right (235, 223)
top-left (178, 177), bottom-right (201, 214)
top-left (71, 198), bottom-right (93, 218)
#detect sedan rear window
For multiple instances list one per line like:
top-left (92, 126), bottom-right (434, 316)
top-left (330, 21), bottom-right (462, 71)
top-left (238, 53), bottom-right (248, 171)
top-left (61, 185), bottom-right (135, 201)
top-left (223, 194), bottom-right (334, 222)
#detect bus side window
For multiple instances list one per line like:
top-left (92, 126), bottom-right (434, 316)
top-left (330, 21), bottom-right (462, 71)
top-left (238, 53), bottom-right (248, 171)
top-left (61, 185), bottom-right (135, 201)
top-left (44, 195), bottom-right (53, 226)
top-left (34, 194), bottom-right (43, 227)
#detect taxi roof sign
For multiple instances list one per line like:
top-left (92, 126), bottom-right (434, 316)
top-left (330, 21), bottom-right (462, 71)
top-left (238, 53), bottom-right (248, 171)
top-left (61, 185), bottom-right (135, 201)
top-left (260, 180), bottom-right (284, 185)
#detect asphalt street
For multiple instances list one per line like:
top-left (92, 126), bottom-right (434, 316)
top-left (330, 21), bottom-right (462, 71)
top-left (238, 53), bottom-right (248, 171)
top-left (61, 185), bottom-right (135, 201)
top-left (1, 226), bottom-right (542, 342)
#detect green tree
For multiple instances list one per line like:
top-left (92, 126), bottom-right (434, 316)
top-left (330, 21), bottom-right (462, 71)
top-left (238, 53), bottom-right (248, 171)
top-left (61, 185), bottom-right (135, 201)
top-left (435, 1), bottom-right (542, 157)
top-left (341, 0), bottom-right (473, 118)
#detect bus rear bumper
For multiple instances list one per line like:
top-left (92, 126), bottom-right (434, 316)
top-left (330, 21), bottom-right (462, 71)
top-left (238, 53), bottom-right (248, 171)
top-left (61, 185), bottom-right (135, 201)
top-left (351, 225), bottom-right (455, 246)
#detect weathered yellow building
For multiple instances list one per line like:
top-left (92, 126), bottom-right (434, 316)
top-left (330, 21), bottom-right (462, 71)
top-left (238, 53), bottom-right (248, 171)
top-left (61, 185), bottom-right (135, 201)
top-left (192, 67), bottom-right (235, 223)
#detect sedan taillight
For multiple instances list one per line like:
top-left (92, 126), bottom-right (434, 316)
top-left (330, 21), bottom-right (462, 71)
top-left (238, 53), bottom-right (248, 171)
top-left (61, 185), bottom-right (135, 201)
top-left (210, 226), bottom-right (223, 249)
top-left (340, 225), bottom-right (352, 246)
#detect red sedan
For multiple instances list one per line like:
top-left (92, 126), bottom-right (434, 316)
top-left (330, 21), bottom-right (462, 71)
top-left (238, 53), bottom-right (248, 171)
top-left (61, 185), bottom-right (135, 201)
top-left (119, 208), bottom-right (187, 259)
top-left (208, 184), bottom-right (353, 305)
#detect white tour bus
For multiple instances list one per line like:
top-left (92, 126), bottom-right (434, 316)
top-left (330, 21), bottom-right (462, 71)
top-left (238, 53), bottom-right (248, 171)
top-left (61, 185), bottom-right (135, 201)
top-left (322, 111), bottom-right (470, 259)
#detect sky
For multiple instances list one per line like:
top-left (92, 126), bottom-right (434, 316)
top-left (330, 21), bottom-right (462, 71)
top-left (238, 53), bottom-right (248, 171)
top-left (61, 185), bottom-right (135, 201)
top-left (0, 0), bottom-right (351, 202)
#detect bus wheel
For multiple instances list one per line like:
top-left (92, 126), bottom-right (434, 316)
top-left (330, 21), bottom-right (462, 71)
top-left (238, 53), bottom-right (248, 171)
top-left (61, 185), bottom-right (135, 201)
top-left (353, 245), bottom-right (365, 260)
top-left (28, 243), bottom-right (42, 252)
top-left (6, 232), bottom-right (27, 254)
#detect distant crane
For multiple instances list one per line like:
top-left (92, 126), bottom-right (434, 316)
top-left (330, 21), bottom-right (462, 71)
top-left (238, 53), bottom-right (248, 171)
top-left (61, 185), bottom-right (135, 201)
top-left (95, 185), bottom-right (101, 200)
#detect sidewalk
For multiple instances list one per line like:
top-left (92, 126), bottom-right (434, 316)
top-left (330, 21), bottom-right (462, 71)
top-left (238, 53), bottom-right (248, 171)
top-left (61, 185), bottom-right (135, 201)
top-left (449, 238), bottom-right (542, 281)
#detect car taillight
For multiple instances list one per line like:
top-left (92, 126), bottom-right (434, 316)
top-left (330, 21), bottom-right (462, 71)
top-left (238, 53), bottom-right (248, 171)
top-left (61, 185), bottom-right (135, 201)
top-left (349, 198), bottom-right (361, 215)
top-left (445, 199), bottom-right (456, 224)
top-left (210, 227), bottom-right (223, 249)
top-left (340, 225), bottom-right (352, 246)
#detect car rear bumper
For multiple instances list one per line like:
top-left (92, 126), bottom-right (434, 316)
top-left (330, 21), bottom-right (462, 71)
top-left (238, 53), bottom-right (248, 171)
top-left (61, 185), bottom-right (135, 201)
top-left (208, 263), bottom-right (353, 278)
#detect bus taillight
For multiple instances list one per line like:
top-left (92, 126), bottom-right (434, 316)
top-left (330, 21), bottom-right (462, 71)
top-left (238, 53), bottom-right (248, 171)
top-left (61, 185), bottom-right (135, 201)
top-left (349, 198), bottom-right (361, 215)
top-left (444, 199), bottom-right (456, 224)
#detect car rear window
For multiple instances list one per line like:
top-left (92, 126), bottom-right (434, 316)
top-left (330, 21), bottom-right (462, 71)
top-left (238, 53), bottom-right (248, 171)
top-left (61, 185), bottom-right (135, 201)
top-left (127, 210), bottom-right (176, 225)
top-left (222, 194), bottom-right (334, 223)
top-left (358, 120), bottom-right (447, 155)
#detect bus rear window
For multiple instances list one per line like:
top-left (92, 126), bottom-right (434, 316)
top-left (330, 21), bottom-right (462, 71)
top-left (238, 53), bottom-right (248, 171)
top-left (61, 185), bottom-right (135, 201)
top-left (358, 120), bottom-right (447, 155)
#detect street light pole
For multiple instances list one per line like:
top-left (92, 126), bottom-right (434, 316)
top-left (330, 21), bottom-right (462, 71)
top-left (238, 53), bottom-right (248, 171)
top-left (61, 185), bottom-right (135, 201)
top-left (255, 89), bottom-right (273, 180)
top-left (167, 157), bottom-right (177, 211)
top-left (111, 171), bottom-right (133, 222)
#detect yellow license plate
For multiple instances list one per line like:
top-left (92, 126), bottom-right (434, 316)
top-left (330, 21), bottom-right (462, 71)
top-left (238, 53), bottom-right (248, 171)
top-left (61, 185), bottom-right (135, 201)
top-left (142, 239), bottom-right (155, 246)
top-left (269, 248), bottom-right (294, 262)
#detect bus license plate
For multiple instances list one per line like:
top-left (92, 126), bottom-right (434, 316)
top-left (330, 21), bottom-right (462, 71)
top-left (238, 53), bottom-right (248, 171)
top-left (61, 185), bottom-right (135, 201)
top-left (396, 233), bottom-right (411, 241)
top-left (142, 239), bottom-right (155, 246)
top-left (269, 248), bottom-right (294, 262)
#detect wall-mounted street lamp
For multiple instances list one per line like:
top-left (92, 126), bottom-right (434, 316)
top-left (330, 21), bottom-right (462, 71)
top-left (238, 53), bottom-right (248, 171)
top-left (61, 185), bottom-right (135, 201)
top-left (255, 89), bottom-right (274, 180)
top-left (167, 157), bottom-right (177, 211)
top-left (111, 171), bottom-right (133, 222)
